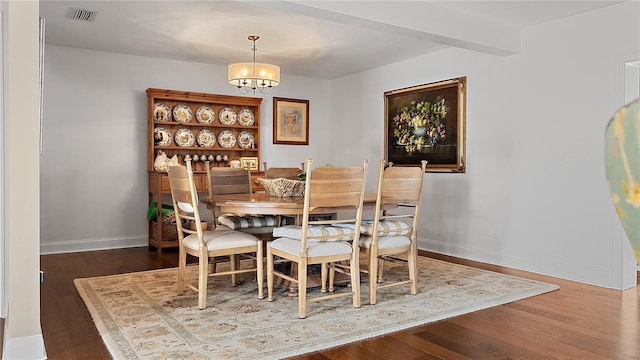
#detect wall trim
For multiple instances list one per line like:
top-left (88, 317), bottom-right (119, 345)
top-left (40, 235), bottom-right (148, 255)
top-left (2, 333), bottom-right (46, 360)
top-left (417, 237), bottom-right (630, 290)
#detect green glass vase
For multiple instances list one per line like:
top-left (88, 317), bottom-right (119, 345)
top-left (605, 98), bottom-right (640, 263)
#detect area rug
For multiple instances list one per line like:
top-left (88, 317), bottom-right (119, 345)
top-left (74, 256), bottom-right (559, 360)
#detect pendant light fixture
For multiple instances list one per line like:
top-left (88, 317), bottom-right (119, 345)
top-left (228, 35), bottom-right (280, 94)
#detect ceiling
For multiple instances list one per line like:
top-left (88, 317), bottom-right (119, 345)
top-left (39, 1), bottom-right (625, 80)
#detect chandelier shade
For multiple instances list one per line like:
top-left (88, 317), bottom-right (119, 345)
top-left (228, 36), bottom-right (280, 94)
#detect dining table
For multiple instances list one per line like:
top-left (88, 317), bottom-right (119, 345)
top-left (201, 192), bottom-right (380, 225)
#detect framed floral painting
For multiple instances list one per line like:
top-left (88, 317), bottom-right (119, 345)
top-left (384, 77), bottom-right (467, 173)
top-left (273, 97), bottom-right (309, 145)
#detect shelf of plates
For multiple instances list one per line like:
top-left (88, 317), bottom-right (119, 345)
top-left (146, 88), bottom-right (263, 252)
top-left (147, 88), bottom-right (262, 172)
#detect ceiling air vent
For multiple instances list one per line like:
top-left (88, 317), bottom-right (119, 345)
top-left (68, 8), bottom-right (96, 22)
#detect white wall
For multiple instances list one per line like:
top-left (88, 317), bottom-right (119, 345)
top-left (4, 0), bottom-right (46, 358)
top-left (328, 1), bottom-right (639, 288)
top-left (40, 2), bottom-right (639, 288)
top-left (40, 46), bottom-right (330, 253)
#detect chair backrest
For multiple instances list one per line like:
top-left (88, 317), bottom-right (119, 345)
top-left (263, 161), bottom-right (304, 180)
top-left (373, 160), bottom-right (427, 237)
top-left (206, 164), bottom-right (252, 196)
top-left (205, 163), bottom-right (254, 230)
top-left (167, 161), bottom-right (206, 240)
top-left (300, 159), bottom-right (368, 249)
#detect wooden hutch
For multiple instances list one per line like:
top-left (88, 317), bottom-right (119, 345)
top-left (146, 88), bottom-right (263, 252)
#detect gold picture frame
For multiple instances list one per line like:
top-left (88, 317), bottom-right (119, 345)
top-left (273, 97), bottom-right (309, 145)
top-left (239, 156), bottom-right (259, 171)
top-left (384, 77), bottom-right (467, 173)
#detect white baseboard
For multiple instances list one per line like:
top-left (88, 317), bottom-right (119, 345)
top-left (3, 334), bottom-right (46, 360)
top-left (40, 235), bottom-right (148, 254)
top-left (417, 237), bottom-right (633, 290)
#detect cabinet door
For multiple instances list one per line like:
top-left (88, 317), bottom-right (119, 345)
top-left (160, 175), bottom-right (172, 192)
top-left (193, 173), bottom-right (207, 192)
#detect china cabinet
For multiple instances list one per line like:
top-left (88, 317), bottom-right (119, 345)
top-left (146, 88), bottom-right (263, 252)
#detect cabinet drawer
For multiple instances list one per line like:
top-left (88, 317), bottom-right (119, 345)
top-left (154, 173), bottom-right (207, 193)
top-left (251, 171), bottom-right (265, 193)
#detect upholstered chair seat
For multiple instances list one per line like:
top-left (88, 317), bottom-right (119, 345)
top-left (182, 230), bottom-right (262, 251)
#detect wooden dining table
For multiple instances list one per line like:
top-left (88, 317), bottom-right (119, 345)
top-left (201, 192), bottom-right (379, 225)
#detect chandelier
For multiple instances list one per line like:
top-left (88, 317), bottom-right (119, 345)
top-left (228, 35), bottom-right (280, 94)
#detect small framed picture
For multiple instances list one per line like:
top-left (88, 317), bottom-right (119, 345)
top-left (273, 97), bottom-right (309, 145)
top-left (239, 156), bottom-right (259, 171)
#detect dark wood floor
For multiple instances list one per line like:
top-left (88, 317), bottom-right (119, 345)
top-left (40, 247), bottom-right (639, 360)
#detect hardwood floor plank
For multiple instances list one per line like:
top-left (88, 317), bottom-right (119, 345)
top-left (390, 330), bottom-right (473, 360)
top-left (449, 309), bottom-right (623, 360)
top-left (290, 352), bottom-right (330, 360)
top-left (504, 302), bottom-right (639, 347)
top-left (349, 335), bottom-right (443, 360)
top-left (299, 342), bottom-right (381, 360)
top-left (39, 247), bottom-right (639, 360)
top-left (413, 321), bottom-right (554, 360)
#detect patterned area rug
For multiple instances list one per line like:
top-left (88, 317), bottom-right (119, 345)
top-left (74, 256), bottom-right (559, 359)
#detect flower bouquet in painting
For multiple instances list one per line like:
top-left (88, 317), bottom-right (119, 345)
top-left (392, 96), bottom-right (448, 154)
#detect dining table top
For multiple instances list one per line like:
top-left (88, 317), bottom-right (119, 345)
top-left (201, 192), bottom-right (379, 216)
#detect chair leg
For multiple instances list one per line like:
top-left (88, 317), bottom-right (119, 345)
top-left (408, 247), bottom-right (418, 295)
top-left (256, 242), bottom-right (264, 300)
top-left (377, 257), bottom-right (385, 283)
top-left (177, 246), bottom-right (186, 293)
top-left (198, 252), bottom-right (208, 310)
top-left (267, 243), bottom-right (274, 302)
top-left (298, 261), bottom-right (307, 319)
top-left (328, 264), bottom-right (335, 293)
top-left (230, 254), bottom-right (238, 286)
top-left (320, 262), bottom-right (328, 293)
top-left (208, 257), bottom-right (215, 274)
top-left (368, 247), bottom-right (379, 305)
top-left (351, 251), bottom-right (361, 309)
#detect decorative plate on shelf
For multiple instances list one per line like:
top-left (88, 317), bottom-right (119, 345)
top-left (197, 129), bottom-right (216, 147)
top-left (173, 104), bottom-right (193, 123)
top-left (219, 107), bottom-right (237, 125)
top-left (174, 128), bottom-right (195, 147)
top-left (238, 130), bottom-right (254, 149)
top-left (195, 105), bottom-right (215, 124)
top-left (153, 127), bottom-right (172, 146)
top-left (238, 108), bottom-right (255, 126)
top-left (217, 129), bottom-right (236, 148)
top-left (153, 103), bottom-right (171, 122)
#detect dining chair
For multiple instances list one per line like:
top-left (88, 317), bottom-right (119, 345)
top-left (167, 161), bottom-right (264, 309)
top-left (205, 162), bottom-right (277, 237)
top-left (263, 161), bottom-right (304, 180)
top-left (267, 158), bottom-right (368, 319)
top-left (356, 159), bottom-right (427, 305)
